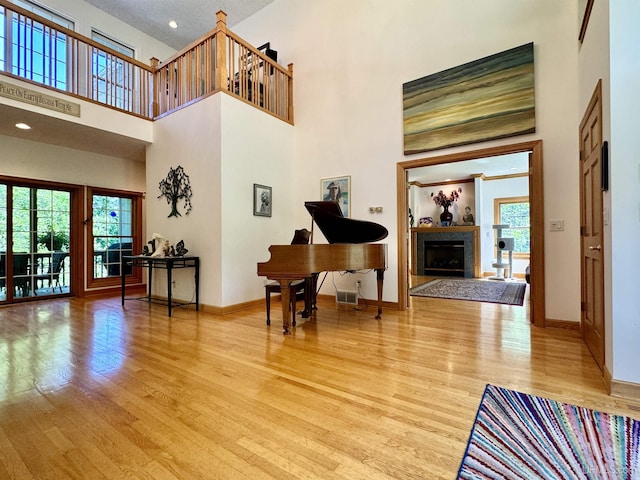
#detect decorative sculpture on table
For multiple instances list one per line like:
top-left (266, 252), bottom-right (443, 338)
top-left (175, 240), bottom-right (189, 256)
top-left (145, 234), bottom-right (189, 257)
top-left (158, 165), bottom-right (193, 218)
top-left (150, 233), bottom-right (167, 257)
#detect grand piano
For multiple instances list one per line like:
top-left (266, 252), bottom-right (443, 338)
top-left (257, 201), bottom-right (388, 334)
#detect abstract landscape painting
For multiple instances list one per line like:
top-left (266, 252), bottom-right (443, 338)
top-left (403, 42), bottom-right (535, 154)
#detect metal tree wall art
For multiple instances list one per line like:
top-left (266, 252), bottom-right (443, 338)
top-left (158, 165), bottom-right (193, 218)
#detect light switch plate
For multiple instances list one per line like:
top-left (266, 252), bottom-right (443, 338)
top-left (549, 219), bottom-right (564, 231)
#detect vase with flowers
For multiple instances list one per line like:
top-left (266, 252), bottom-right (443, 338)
top-left (431, 188), bottom-right (462, 226)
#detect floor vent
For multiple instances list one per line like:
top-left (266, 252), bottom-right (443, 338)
top-left (336, 290), bottom-right (358, 306)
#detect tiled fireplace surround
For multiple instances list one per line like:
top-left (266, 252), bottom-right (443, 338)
top-left (412, 227), bottom-right (481, 279)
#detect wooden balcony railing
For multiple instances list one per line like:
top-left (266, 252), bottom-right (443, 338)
top-left (0, 2), bottom-right (293, 124)
top-left (0, 0), bottom-right (155, 118)
top-left (153, 11), bottom-right (293, 123)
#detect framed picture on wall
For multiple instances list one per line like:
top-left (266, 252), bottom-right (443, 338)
top-left (320, 175), bottom-right (350, 217)
top-left (253, 184), bottom-right (272, 217)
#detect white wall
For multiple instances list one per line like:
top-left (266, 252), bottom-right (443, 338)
top-left (608, 1), bottom-right (640, 384)
top-left (145, 93), bottom-right (294, 308)
top-left (577, 0), bottom-right (640, 385)
top-left (411, 183), bottom-right (474, 228)
top-left (0, 133), bottom-right (145, 190)
top-left (234, 0), bottom-right (579, 318)
top-left (146, 95), bottom-right (223, 305)
top-left (577, 0), bottom-right (613, 371)
top-left (219, 95), bottom-right (295, 306)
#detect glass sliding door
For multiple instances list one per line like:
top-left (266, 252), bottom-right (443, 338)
top-left (0, 182), bottom-right (72, 303)
top-left (0, 185), bottom-right (6, 300)
top-left (34, 188), bottom-right (71, 295)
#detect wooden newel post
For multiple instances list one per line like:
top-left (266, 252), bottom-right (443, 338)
top-left (150, 57), bottom-right (160, 118)
top-left (215, 10), bottom-right (228, 91)
top-left (288, 63), bottom-right (294, 123)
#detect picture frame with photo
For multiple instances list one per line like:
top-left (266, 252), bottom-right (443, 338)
top-left (320, 175), bottom-right (351, 217)
top-left (253, 184), bottom-right (272, 217)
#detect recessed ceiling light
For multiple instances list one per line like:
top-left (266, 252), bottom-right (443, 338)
top-left (15, 122), bottom-right (31, 130)
top-left (168, 20), bottom-right (178, 29)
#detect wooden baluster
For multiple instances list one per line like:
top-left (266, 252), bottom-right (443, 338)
top-left (215, 11), bottom-right (228, 92)
top-left (288, 63), bottom-right (294, 123)
top-left (150, 57), bottom-right (159, 117)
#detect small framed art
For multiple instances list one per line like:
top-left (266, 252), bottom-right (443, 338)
top-left (253, 184), bottom-right (272, 217)
top-left (320, 175), bottom-right (350, 217)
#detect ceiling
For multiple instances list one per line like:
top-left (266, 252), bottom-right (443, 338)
top-left (83, 0), bottom-right (276, 50)
top-left (407, 152), bottom-right (529, 184)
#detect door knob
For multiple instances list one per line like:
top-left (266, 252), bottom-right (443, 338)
top-left (589, 245), bottom-right (601, 251)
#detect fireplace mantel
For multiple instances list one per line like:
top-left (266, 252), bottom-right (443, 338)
top-left (411, 226), bottom-right (480, 278)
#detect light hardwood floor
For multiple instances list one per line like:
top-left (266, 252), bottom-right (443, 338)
top-left (1, 291), bottom-right (638, 479)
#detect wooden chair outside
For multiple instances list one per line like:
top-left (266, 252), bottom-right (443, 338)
top-left (34, 252), bottom-right (67, 294)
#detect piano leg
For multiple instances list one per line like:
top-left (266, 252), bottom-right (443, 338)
top-left (279, 280), bottom-right (293, 334)
top-left (375, 268), bottom-right (384, 319)
top-left (301, 274), bottom-right (318, 318)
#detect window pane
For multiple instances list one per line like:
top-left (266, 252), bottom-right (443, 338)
top-left (36, 189), bottom-right (70, 251)
top-left (7, 1), bottom-right (73, 89)
top-left (13, 0), bottom-right (74, 29)
top-left (90, 31), bottom-right (134, 110)
top-left (92, 194), bottom-right (136, 279)
top-left (92, 30), bottom-right (134, 58)
top-left (500, 202), bottom-right (530, 254)
top-left (501, 203), bottom-right (529, 228)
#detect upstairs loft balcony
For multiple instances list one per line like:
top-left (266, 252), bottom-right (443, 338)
top-left (0, 1), bottom-right (293, 124)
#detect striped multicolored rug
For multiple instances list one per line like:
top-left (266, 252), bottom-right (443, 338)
top-left (458, 384), bottom-right (640, 479)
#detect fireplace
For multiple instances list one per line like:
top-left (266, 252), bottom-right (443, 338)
top-left (413, 226), bottom-right (479, 278)
top-left (424, 240), bottom-right (465, 276)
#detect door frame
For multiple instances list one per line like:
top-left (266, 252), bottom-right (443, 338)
top-left (396, 140), bottom-right (546, 327)
top-left (0, 175), bottom-right (81, 302)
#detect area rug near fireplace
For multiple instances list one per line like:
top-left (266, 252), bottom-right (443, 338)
top-left (410, 278), bottom-right (526, 306)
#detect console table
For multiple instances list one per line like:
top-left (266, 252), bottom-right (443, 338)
top-left (121, 255), bottom-right (200, 316)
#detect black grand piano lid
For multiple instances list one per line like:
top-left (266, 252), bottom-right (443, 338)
top-left (305, 201), bottom-right (388, 244)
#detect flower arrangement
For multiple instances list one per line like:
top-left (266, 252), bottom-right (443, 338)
top-left (431, 188), bottom-right (462, 209)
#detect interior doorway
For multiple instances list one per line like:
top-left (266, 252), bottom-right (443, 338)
top-left (396, 140), bottom-right (546, 327)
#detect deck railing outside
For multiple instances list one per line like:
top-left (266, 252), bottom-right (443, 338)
top-left (0, 2), bottom-right (293, 123)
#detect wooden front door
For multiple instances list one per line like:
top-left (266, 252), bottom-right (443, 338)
top-left (579, 80), bottom-right (605, 370)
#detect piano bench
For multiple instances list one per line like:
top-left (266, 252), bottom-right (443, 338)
top-left (265, 280), bottom-right (306, 326)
